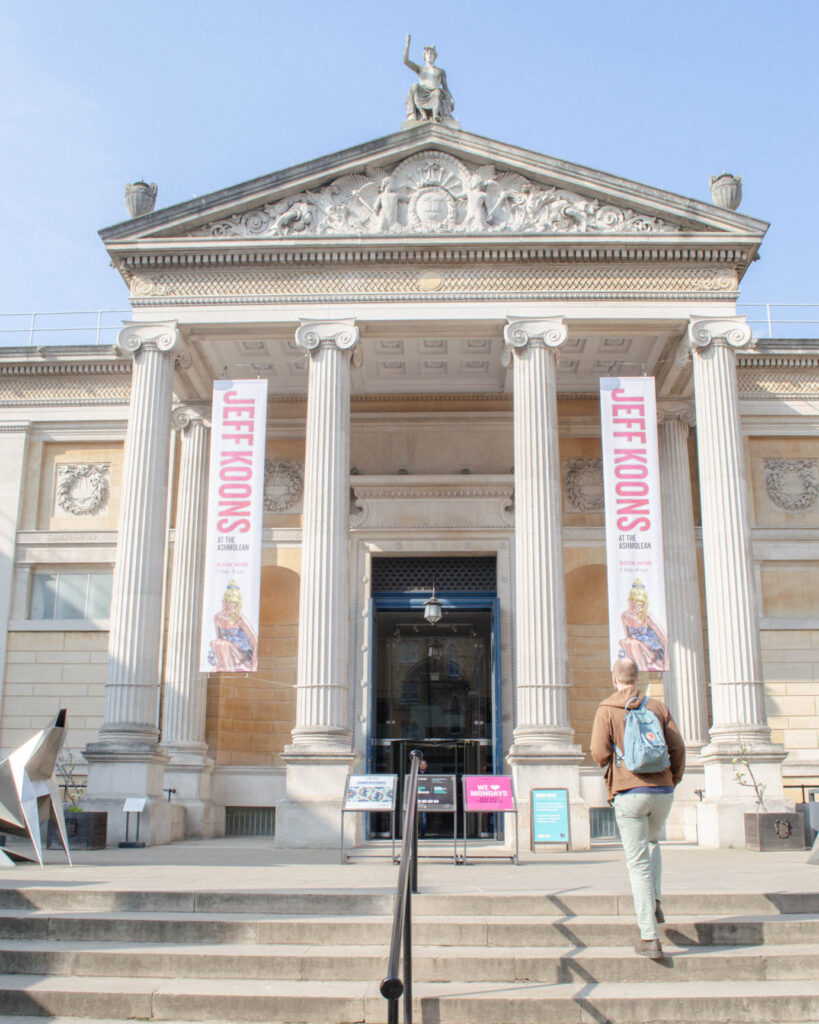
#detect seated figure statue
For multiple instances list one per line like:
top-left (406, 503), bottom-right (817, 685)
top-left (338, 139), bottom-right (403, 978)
top-left (403, 34), bottom-right (455, 124)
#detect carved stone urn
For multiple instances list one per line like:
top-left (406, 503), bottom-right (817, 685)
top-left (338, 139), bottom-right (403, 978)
top-left (125, 181), bottom-right (158, 218)
top-left (709, 173), bottom-right (742, 211)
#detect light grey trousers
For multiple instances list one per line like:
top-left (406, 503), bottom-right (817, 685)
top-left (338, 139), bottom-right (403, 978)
top-left (613, 790), bottom-right (674, 939)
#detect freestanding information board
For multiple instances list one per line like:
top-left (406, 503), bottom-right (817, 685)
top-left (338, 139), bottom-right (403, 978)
top-left (461, 775), bottom-right (518, 864)
top-left (405, 774), bottom-right (458, 862)
top-left (530, 788), bottom-right (571, 850)
top-left (341, 774), bottom-right (398, 863)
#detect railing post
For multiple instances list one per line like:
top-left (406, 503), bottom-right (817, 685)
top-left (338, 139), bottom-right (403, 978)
top-left (95, 310), bottom-right (103, 346)
top-left (767, 303), bottom-right (773, 338)
top-left (28, 312), bottom-right (36, 347)
top-left (403, 880), bottom-right (412, 1023)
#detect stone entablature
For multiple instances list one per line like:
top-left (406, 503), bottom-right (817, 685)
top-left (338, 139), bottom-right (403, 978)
top-left (188, 151), bottom-right (678, 239)
top-left (128, 264), bottom-right (739, 305)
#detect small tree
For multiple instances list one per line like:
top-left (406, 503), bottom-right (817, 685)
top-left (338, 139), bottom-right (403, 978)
top-left (731, 735), bottom-right (767, 811)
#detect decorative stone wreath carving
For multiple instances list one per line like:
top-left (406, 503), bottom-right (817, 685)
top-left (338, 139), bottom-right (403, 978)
top-left (564, 458), bottom-right (605, 512)
top-left (55, 464), bottom-right (111, 517)
top-left (763, 459), bottom-right (818, 511)
top-left (263, 460), bottom-right (303, 513)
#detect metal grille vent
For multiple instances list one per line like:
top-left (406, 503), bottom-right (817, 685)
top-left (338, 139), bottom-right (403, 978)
top-left (372, 556), bottom-right (496, 593)
top-left (225, 806), bottom-right (276, 837)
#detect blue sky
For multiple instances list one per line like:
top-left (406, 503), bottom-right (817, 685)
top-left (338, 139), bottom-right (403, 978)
top-left (2, 0), bottom-right (817, 337)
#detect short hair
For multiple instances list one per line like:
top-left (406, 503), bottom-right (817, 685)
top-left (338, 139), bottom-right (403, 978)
top-left (613, 658), bottom-right (639, 685)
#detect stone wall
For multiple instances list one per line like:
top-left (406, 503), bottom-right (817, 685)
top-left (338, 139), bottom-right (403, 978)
top-left (0, 630), bottom-right (107, 757)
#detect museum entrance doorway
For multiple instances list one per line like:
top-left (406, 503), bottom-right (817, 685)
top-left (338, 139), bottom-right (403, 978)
top-left (368, 583), bottom-right (501, 840)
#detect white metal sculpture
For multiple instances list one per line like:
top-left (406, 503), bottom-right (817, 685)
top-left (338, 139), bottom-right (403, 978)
top-left (0, 709), bottom-right (72, 866)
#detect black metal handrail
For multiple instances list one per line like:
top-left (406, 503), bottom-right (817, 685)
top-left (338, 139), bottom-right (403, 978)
top-left (380, 748), bottom-right (422, 1024)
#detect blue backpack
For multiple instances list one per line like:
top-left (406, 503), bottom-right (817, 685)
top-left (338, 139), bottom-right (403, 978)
top-left (614, 696), bottom-right (670, 774)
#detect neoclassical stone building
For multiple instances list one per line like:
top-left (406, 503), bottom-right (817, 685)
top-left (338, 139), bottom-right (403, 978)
top-left (1, 122), bottom-right (817, 848)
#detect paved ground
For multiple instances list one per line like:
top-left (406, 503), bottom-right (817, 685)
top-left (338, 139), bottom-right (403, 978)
top-left (0, 837), bottom-right (817, 894)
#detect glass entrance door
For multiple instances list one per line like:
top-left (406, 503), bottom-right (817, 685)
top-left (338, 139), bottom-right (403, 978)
top-left (370, 605), bottom-right (498, 839)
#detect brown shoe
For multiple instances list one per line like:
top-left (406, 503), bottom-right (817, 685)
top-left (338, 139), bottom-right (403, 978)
top-left (655, 900), bottom-right (665, 924)
top-left (635, 938), bottom-right (664, 960)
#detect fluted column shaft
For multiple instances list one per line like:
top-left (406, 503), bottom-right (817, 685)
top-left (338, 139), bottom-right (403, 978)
top-left (290, 320), bottom-right (359, 751)
top-left (688, 318), bottom-right (768, 745)
top-left (161, 411), bottom-right (210, 755)
top-left (504, 318), bottom-right (576, 753)
top-left (658, 408), bottom-right (708, 749)
top-left (99, 323), bottom-right (180, 748)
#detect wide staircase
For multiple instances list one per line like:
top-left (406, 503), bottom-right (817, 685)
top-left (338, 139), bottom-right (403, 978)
top-left (0, 885), bottom-right (817, 1023)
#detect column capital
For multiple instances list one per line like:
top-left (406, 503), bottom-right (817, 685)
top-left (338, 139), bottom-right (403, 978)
top-left (503, 317), bottom-right (568, 359)
top-left (295, 319), bottom-right (359, 354)
top-left (171, 406), bottom-right (211, 432)
top-left (117, 321), bottom-right (181, 356)
top-left (687, 316), bottom-right (753, 353)
top-left (657, 400), bottom-right (696, 426)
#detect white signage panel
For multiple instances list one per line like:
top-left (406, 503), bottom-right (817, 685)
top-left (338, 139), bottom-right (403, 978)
top-left (200, 379), bottom-right (268, 673)
top-left (599, 377), bottom-right (669, 672)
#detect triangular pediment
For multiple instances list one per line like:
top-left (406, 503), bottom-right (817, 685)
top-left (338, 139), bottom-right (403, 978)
top-left (100, 124), bottom-right (768, 247)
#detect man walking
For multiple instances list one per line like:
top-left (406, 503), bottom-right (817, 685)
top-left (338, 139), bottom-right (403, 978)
top-left (590, 657), bottom-right (685, 960)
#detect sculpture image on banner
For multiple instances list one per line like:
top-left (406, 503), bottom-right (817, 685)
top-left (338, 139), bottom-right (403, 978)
top-left (599, 377), bottom-right (669, 671)
top-left (207, 580), bottom-right (259, 671)
top-left (619, 578), bottom-right (668, 672)
top-left (200, 379), bottom-right (268, 674)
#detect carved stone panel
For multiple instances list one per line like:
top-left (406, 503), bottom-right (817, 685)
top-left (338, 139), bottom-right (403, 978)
top-left (55, 464), bottom-right (111, 517)
top-left (563, 458), bottom-right (604, 513)
top-left (764, 459), bottom-right (818, 512)
top-left (189, 151), bottom-right (678, 240)
top-left (264, 460), bottom-right (304, 513)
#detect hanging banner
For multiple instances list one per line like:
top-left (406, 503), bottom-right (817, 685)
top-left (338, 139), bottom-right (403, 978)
top-left (200, 379), bottom-right (268, 673)
top-left (599, 377), bottom-right (669, 672)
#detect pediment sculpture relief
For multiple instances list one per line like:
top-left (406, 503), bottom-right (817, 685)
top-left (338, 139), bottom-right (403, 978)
top-left (190, 152), bottom-right (677, 239)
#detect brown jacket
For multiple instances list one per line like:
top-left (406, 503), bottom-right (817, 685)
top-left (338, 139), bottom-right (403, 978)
top-left (590, 686), bottom-right (685, 803)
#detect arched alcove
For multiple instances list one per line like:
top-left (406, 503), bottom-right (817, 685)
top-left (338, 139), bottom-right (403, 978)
top-left (206, 565), bottom-right (300, 765)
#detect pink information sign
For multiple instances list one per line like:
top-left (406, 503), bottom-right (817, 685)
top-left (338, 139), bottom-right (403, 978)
top-left (463, 775), bottom-right (515, 812)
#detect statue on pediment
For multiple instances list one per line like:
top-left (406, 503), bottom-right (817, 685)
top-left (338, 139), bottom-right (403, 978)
top-left (403, 35), bottom-right (455, 125)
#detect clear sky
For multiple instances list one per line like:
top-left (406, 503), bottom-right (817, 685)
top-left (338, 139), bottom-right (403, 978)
top-left (2, 0), bottom-right (817, 337)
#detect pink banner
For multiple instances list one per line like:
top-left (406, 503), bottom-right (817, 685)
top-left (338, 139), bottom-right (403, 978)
top-left (599, 377), bottom-right (669, 672)
top-left (200, 379), bottom-right (268, 674)
top-left (463, 776), bottom-right (515, 812)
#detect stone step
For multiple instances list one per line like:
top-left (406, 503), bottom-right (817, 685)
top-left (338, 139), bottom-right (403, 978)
top-left (1, 887), bottom-right (817, 917)
top-left (1, 974), bottom-right (819, 1023)
top-left (1, 909), bottom-right (818, 947)
top-left (0, 937), bottom-right (816, 983)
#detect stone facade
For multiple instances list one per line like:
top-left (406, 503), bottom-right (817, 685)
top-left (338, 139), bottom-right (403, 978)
top-left (1, 124), bottom-right (817, 848)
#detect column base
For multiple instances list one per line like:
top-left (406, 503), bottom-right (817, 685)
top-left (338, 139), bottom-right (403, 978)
top-left (163, 744), bottom-right (220, 839)
top-left (274, 746), bottom-right (357, 848)
top-left (507, 746), bottom-right (589, 850)
top-left (82, 742), bottom-right (173, 846)
top-left (697, 738), bottom-right (789, 847)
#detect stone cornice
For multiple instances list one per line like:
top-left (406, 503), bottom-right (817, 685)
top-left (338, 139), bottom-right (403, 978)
top-left (110, 239), bottom-right (760, 275)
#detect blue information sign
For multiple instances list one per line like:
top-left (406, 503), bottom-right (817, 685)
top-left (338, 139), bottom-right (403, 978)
top-left (531, 788), bottom-right (570, 848)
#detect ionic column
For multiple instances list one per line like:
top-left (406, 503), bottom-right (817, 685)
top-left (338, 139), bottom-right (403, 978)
top-left (687, 318), bottom-right (769, 746)
top-left (287, 319), bottom-right (360, 754)
top-left (503, 318), bottom-right (578, 756)
top-left (161, 409), bottom-right (210, 759)
top-left (160, 408), bottom-right (215, 837)
top-left (95, 322), bottom-right (181, 748)
top-left (83, 322), bottom-right (180, 845)
top-left (686, 318), bottom-right (785, 846)
top-left (657, 403), bottom-right (708, 752)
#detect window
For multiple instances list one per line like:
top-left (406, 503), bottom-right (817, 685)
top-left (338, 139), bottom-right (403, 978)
top-left (29, 571), bottom-right (112, 621)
